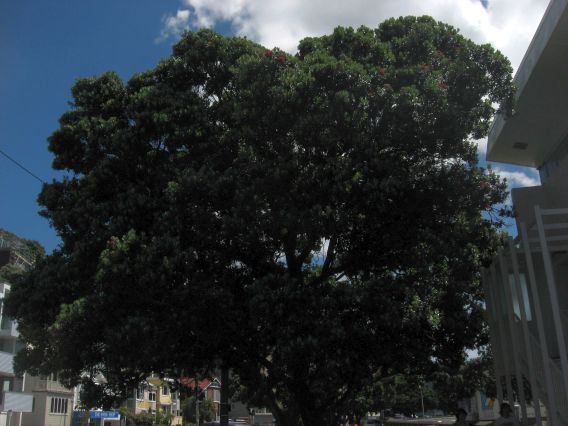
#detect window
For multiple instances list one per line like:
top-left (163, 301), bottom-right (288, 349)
top-left (50, 397), bottom-right (68, 414)
top-left (213, 389), bottom-right (221, 402)
top-left (508, 273), bottom-right (532, 321)
top-left (149, 392), bottom-right (156, 402)
top-left (0, 379), bottom-right (11, 403)
top-left (0, 315), bottom-right (11, 331)
top-left (50, 372), bottom-right (58, 382)
top-left (136, 386), bottom-right (145, 400)
top-left (162, 385), bottom-right (169, 395)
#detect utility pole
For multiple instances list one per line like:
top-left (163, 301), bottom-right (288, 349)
top-left (195, 379), bottom-right (200, 426)
top-left (196, 399), bottom-right (200, 426)
top-left (419, 385), bottom-right (425, 418)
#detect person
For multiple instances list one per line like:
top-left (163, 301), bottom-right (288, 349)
top-left (455, 408), bottom-right (469, 426)
top-left (494, 403), bottom-right (519, 426)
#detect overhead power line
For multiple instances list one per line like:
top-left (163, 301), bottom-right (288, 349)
top-left (0, 148), bottom-right (46, 184)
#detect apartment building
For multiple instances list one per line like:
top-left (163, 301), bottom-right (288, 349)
top-left (0, 283), bottom-right (74, 426)
top-left (124, 378), bottom-right (182, 425)
top-left (482, 1), bottom-right (568, 425)
top-left (0, 282), bottom-right (30, 426)
top-left (22, 374), bottom-right (74, 426)
top-left (0, 237), bottom-right (75, 426)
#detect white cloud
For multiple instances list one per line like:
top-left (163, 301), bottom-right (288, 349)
top-left (494, 167), bottom-right (540, 188)
top-left (158, 0), bottom-right (551, 190)
top-left (157, 9), bottom-right (191, 42)
top-left (161, 0), bottom-right (550, 70)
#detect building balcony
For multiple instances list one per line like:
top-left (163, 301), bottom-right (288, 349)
top-left (0, 319), bottom-right (18, 339)
top-left (25, 376), bottom-right (73, 394)
top-left (159, 394), bottom-right (172, 405)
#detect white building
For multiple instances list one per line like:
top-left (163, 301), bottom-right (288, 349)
top-left (0, 282), bottom-right (74, 426)
top-left (0, 282), bottom-right (31, 426)
top-left (482, 0), bottom-right (568, 425)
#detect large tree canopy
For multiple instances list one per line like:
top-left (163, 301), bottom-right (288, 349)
top-left (6, 16), bottom-right (513, 425)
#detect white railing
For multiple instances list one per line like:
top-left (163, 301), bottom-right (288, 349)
top-left (528, 332), bottom-right (568, 423)
top-left (485, 204), bottom-right (568, 425)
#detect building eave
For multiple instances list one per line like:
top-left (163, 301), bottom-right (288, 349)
top-left (487, 0), bottom-right (568, 168)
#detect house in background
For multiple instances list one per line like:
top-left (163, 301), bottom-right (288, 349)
top-left (180, 376), bottom-right (275, 425)
top-left (180, 377), bottom-right (222, 421)
top-left (22, 373), bottom-right (74, 426)
top-left (482, 0), bottom-right (568, 425)
top-left (71, 376), bottom-right (182, 426)
top-left (124, 377), bottom-right (182, 425)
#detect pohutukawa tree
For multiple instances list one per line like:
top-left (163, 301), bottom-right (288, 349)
top-left (6, 16), bottom-right (513, 425)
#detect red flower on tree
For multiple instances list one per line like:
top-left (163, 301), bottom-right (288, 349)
top-left (276, 54), bottom-right (286, 64)
top-left (263, 50), bottom-right (273, 58)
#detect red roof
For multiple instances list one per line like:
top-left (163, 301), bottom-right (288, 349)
top-left (179, 377), bottom-right (220, 390)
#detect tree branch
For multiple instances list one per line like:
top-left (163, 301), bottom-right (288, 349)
top-left (321, 236), bottom-right (337, 275)
top-left (283, 233), bottom-right (299, 276)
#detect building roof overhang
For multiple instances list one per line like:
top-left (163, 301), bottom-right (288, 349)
top-left (487, 0), bottom-right (568, 168)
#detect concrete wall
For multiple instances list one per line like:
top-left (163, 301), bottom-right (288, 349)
top-left (20, 392), bottom-right (46, 426)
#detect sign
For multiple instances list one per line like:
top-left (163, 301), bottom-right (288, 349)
top-left (480, 393), bottom-right (494, 410)
top-left (90, 411), bottom-right (121, 419)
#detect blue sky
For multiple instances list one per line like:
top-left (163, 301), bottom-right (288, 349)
top-left (1, 1), bottom-right (202, 251)
top-left (0, 0), bottom-right (545, 252)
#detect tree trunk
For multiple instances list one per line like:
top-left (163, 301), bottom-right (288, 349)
top-left (220, 367), bottom-right (229, 426)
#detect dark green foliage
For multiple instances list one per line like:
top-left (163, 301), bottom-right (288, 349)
top-left (352, 353), bottom-right (494, 415)
top-left (182, 396), bottom-right (216, 423)
top-left (0, 228), bottom-right (45, 282)
top-left (0, 264), bottom-right (25, 284)
top-left (375, 375), bottom-right (438, 416)
top-left (0, 228), bottom-right (45, 261)
top-left (6, 17), bottom-right (513, 425)
top-left (430, 350), bottom-right (496, 411)
top-left (123, 410), bottom-right (172, 426)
